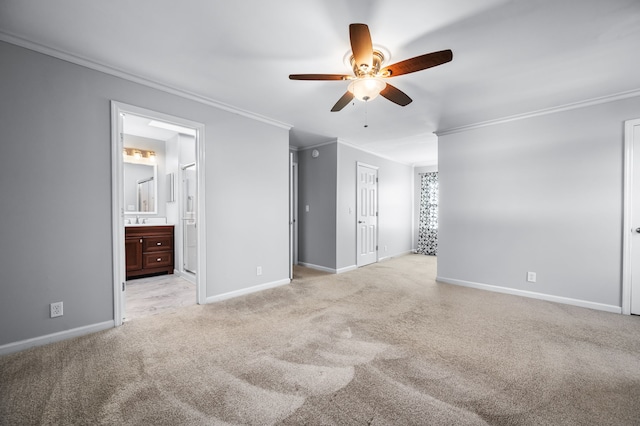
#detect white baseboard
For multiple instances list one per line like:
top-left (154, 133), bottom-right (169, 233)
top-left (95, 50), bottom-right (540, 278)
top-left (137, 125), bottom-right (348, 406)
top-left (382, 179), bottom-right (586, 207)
top-left (298, 262), bottom-right (358, 274)
top-left (298, 262), bottom-right (337, 274)
top-left (436, 276), bottom-right (622, 314)
top-left (0, 320), bottom-right (115, 356)
top-left (174, 269), bottom-right (196, 284)
top-left (379, 250), bottom-right (415, 262)
top-left (206, 278), bottom-right (291, 304)
top-left (336, 265), bottom-right (357, 274)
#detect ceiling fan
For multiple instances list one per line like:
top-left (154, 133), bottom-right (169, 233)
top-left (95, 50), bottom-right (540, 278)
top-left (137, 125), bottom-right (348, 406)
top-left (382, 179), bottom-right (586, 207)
top-left (289, 23), bottom-right (453, 112)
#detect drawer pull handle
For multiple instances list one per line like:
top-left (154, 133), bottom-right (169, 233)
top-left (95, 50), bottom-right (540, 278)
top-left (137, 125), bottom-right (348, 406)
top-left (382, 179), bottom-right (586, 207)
top-left (156, 242), bottom-right (162, 246)
top-left (157, 258), bottom-right (162, 262)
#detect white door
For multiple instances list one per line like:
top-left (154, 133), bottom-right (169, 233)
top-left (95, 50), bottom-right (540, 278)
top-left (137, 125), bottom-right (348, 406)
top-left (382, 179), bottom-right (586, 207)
top-left (627, 119), bottom-right (640, 315)
top-left (356, 163), bottom-right (378, 267)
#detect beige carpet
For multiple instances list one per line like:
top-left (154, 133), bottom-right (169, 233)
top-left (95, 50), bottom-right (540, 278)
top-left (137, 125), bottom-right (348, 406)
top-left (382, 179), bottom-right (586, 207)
top-left (1, 255), bottom-right (640, 425)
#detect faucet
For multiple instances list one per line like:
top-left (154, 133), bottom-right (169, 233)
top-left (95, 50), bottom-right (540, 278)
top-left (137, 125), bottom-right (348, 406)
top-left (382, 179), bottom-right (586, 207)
top-left (135, 215), bottom-right (140, 224)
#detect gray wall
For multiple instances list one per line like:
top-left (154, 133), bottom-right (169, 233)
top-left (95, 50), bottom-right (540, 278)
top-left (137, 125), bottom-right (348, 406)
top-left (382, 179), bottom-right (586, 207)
top-left (298, 143), bottom-right (337, 270)
top-left (0, 40), bottom-right (289, 346)
top-left (438, 95), bottom-right (640, 308)
top-left (337, 143), bottom-right (413, 269)
top-left (296, 141), bottom-right (414, 271)
top-left (208, 114), bottom-right (289, 295)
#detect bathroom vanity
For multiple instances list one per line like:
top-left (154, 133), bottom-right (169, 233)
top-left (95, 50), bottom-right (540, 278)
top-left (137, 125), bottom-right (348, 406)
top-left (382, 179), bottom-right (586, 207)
top-left (125, 225), bottom-right (174, 279)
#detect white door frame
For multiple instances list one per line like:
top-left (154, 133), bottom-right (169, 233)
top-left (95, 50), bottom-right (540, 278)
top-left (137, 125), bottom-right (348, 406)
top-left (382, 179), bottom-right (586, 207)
top-left (180, 162), bottom-right (198, 277)
top-left (289, 154), bottom-right (298, 279)
top-left (110, 101), bottom-right (207, 325)
top-left (622, 118), bottom-right (640, 315)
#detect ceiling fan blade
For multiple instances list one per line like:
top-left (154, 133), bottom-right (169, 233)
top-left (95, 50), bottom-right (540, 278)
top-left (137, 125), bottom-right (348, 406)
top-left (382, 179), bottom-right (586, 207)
top-left (380, 83), bottom-right (412, 106)
top-left (349, 23), bottom-right (373, 72)
top-left (289, 74), bottom-right (350, 81)
top-left (331, 91), bottom-right (355, 112)
top-left (381, 50), bottom-right (453, 77)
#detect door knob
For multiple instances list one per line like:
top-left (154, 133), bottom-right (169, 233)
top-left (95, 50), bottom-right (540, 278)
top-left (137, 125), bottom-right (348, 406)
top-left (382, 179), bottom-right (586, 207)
top-left (358, 220), bottom-right (364, 224)
top-left (636, 228), bottom-right (640, 233)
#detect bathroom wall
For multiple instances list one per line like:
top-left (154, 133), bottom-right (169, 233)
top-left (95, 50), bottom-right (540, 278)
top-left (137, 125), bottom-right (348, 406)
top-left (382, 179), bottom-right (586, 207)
top-left (165, 134), bottom-right (180, 226)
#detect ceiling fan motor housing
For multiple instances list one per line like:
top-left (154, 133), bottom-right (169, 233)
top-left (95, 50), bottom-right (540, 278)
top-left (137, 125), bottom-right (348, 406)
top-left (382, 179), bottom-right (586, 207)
top-left (350, 50), bottom-right (385, 77)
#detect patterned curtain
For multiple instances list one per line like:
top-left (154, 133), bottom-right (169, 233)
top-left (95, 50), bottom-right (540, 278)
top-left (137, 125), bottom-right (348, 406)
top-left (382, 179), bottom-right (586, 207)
top-left (417, 172), bottom-right (438, 255)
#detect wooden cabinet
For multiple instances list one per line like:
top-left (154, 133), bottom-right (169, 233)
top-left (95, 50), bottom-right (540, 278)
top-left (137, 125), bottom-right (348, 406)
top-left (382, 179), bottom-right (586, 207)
top-left (125, 225), bottom-right (174, 279)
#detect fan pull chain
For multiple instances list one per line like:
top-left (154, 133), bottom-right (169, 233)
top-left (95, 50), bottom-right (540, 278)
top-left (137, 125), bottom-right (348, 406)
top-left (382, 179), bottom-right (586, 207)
top-left (364, 100), bottom-right (369, 128)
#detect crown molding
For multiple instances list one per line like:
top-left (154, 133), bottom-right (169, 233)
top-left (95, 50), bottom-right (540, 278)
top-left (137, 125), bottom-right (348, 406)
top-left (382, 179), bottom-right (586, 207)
top-left (298, 138), bottom-right (340, 151)
top-left (336, 139), bottom-right (415, 167)
top-left (436, 88), bottom-right (640, 136)
top-left (297, 138), bottom-right (433, 168)
top-left (0, 32), bottom-right (292, 131)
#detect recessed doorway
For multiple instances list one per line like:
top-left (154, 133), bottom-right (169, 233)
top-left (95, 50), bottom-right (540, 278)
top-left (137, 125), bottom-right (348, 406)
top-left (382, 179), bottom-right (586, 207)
top-left (111, 102), bottom-right (206, 325)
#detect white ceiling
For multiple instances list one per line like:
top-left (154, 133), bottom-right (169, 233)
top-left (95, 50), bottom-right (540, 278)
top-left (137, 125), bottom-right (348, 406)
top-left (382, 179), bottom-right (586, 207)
top-left (2, 0), bottom-right (640, 165)
top-left (123, 114), bottom-right (180, 142)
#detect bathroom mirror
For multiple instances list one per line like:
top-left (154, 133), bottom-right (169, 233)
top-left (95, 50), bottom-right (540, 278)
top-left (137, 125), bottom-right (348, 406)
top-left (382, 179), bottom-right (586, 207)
top-left (124, 161), bottom-right (157, 214)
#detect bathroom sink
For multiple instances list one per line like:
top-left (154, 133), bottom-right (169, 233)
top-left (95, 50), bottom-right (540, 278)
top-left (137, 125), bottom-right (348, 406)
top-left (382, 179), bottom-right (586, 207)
top-left (124, 217), bottom-right (168, 226)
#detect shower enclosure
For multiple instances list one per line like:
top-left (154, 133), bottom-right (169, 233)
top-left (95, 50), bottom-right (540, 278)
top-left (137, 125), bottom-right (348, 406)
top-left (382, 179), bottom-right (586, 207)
top-left (182, 163), bottom-right (197, 275)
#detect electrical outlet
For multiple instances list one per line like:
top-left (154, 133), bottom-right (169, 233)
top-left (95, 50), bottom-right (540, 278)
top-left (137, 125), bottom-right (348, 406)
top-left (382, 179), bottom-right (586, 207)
top-left (50, 302), bottom-right (63, 318)
top-left (256, 266), bottom-right (262, 276)
top-left (527, 272), bottom-right (537, 283)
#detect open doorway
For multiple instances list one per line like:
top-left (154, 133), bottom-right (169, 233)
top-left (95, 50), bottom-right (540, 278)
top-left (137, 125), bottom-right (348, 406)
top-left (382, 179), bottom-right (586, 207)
top-left (111, 102), bottom-right (206, 325)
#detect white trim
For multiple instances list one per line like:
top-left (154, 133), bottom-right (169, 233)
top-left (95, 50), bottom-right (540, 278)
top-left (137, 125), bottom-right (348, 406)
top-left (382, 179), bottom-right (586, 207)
top-left (436, 88), bottom-right (640, 136)
top-left (174, 269), bottom-right (196, 284)
top-left (379, 250), bottom-right (415, 262)
top-left (437, 276), bottom-right (622, 314)
top-left (111, 102), bottom-right (207, 321)
top-left (303, 138), bottom-right (339, 151)
top-left (206, 279), bottom-right (291, 303)
top-left (111, 104), bottom-right (125, 326)
top-left (0, 321), bottom-right (114, 356)
top-left (299, 139), bottom-right (418, 168)
top-left (0, 31), bottom-right (292, 131)
top-left (356, 161), bottom-right (380, 171)
top-left (195, 123), bottom-right (207, 305)
top-left (341, 139), bottom-right (414, 166)
top-left (337, 265), bottom-right (358, 274)
top-left (622, 118), bottom-right (640, 315)
top-left (298, 262), bottom-right (337, 274)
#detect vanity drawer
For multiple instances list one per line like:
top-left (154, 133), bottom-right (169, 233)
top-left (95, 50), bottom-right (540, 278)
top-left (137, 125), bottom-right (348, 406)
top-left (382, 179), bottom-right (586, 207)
top-left (143, 252), bottom-right (173, 268)
top-left (143, 236), bottom-right (173, 252)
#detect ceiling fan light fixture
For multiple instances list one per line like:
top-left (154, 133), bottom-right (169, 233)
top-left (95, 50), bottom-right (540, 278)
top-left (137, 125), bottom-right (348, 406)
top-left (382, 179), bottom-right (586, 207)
top-left (348, 77), bottom-right (386, 102)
